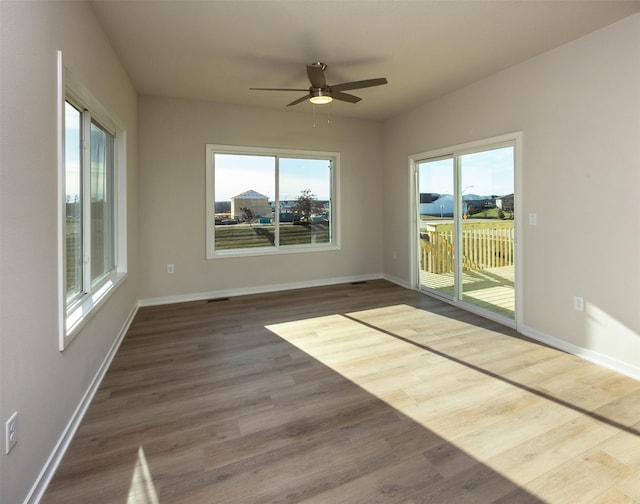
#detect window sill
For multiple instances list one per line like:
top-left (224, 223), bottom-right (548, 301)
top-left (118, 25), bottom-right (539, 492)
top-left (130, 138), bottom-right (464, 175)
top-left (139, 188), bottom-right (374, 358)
top-left (61, 271), bottom-right (128, 351)
top-left (207, 242), bottom-right (340, 260)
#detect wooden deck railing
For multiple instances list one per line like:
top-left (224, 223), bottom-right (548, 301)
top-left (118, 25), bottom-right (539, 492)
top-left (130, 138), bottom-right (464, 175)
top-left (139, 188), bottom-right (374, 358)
top-left (420, 220), bottom-right (514, 274)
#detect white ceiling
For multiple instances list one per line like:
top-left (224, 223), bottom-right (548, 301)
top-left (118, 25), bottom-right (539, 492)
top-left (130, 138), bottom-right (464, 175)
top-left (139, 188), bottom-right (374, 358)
top-left (91, 0), bottom-right (640, 121)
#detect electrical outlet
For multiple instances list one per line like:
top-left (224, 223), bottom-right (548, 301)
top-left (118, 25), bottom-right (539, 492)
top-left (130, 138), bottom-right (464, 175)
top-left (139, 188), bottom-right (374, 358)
top-left (5, 411), bottom-right (17, 454)
top-left (167, 264), bottom-right (174, 274)
top-left (573, 296), bottom-right (584, 312)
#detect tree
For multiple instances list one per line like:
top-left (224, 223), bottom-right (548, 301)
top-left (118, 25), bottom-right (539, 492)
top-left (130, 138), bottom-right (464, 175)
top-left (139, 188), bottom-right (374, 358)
top-left (239, 207), bottom-right (256, 226)
top-left (293, 189), bottom-right (324, 223)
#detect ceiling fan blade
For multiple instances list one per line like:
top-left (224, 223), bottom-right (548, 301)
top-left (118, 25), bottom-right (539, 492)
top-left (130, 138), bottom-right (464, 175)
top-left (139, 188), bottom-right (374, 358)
top-left (331, 77), bottom-right (388, 92)
top-left (250, 87), bottom-right (309, 92)
top-left (306, 63), bottom-right (327, 88)
top-left (332, 91), bottom-right (362, 103)
top-left (287, 94), bottom-right (312, 107)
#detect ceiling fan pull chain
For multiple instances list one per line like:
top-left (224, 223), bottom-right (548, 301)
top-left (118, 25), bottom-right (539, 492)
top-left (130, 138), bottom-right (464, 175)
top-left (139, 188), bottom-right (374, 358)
top-left (312, 103), bottom-right (316, 127)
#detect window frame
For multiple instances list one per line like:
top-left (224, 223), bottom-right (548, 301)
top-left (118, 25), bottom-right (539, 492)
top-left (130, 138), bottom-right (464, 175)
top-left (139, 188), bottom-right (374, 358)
top-left (205, 144), bottom-right (340, 259)
top-left (409, 132), bottom-right (523, 328)
top-left (57, 51), bottom-right (128, 350)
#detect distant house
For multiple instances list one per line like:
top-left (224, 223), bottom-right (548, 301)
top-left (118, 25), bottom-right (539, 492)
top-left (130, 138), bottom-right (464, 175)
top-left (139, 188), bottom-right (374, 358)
top-left (496, 194), bottom-right (515, 212)
top-left (231, 190), bottom-right (273, 220)
top-left (420, 194), bottom-right (454, 217)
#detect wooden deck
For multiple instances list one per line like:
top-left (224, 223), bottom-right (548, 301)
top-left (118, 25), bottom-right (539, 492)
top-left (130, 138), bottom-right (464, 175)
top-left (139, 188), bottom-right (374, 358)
top-left (41, 280), bottom-right (640, 503)
top-left (420, 265), bottom-right (515, 318)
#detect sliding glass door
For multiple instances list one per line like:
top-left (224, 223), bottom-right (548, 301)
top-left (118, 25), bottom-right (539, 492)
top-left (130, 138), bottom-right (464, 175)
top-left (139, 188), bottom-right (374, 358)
top-left (459, 147), bottom-right (515, 318)
top-left (416, 142), bottom-right (516, 321)
top-left (417, 156), bottom-right (455, 298)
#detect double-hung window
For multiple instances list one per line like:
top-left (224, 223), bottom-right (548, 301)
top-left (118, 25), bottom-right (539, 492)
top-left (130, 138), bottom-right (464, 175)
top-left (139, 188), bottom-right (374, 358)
top-left (64, 101), bottom-right (116, 305)
top-left (206, 145), bottom-right (339, 258)
top-left (59, 56), bottom-right (127, 349)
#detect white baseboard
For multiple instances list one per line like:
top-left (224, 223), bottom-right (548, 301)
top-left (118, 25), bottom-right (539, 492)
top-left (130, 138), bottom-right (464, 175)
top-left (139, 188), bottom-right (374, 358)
top-left (25, 303), bottom-right (139, 504)
top-left (382, 273), bottom-right (411, 289)
top-left (520, 324), bottom-right (640, 381)
top-left (138, 273), bottom-right (385, 307)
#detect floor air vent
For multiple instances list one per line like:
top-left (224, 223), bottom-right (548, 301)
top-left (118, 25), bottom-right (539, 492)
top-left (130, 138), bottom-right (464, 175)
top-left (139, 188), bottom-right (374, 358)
top-left (207, 297), bottom-right (230, 303)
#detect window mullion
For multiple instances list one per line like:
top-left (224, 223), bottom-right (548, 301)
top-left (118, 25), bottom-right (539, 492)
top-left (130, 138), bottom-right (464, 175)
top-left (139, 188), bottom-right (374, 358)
top-left (81, 109), bottom-right (92, 295)
top-left (275, 156), bottom-right (280, 247)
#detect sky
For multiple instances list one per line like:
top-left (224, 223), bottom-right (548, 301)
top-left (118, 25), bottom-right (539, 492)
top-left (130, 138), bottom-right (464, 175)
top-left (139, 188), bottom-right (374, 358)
top-left (214, 154), bottom-right (332, 201)
top-left (67, 135), bottom-right (511, 203)
top-left (65, 102), bottom-right (112, 202)
top-left (65, 102), bottom-right (82, 201)
top-left (418, 146), bottom-right (514, 197)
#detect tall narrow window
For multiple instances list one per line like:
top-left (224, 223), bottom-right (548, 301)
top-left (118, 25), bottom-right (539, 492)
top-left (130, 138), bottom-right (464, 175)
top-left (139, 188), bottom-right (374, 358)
top-left (59, 55), bottom-right (127, 349)
top-left (279, 157), bottom-right (332, 246)
top-left (206, 145), bottom-right (337, 257)
top-left (64, 100), bottom-right (117, 309)
top-left (65, 102), bottom-right (83, 305)
top-left (214, 153), bottom-right (276, 250)
top-left (89, 119), bottom-right (115, 287)
top-left (62, 93), bottom-right (124, 346)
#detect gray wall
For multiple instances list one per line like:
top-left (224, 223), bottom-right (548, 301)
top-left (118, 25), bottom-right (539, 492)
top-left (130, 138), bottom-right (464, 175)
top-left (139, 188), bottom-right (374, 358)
top-left (0, 2), bottom-right (138, 502)
top-left (383, 13), bottom-right (640, 373)
top-left (137, 96), bottom-right (384, 303)
top-left (1, 3), bottom-right (639, 502)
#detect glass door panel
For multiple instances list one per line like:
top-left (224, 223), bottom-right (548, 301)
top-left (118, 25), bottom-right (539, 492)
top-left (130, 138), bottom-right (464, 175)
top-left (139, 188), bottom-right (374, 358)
top-left (459, 147), bottom-right (515, 318)
top-left (417, 157), bottom-right (455, 298)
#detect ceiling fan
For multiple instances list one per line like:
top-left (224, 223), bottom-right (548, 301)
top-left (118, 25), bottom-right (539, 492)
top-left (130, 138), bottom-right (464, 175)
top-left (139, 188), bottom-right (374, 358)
top-left (250, 62), bottom-right (388, 106)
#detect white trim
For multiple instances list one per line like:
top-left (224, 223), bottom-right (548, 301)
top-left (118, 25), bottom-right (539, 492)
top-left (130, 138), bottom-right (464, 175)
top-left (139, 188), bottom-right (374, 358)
top-left (24, 304), bottom-right (139, 504)
top-left (408, 132), bottom-right (522, 330)
top-left (65, 69), bottom-right (117, 135)
top-left (205, 144), bottom-right (340, 259)
top-left (64, 272), bottom-right (128, 343)
top-left (59, 65), bottom-right (128, 350)
top-left (138, 274), bottom-right (383, 307)
top-left (208, 242), bottom-right (340, 259)
top-left (56, 50), bottom-right (66, 349)
top-left (513, 132), bottom-right (524, 332)
top-left (409, 132), bottom-right (521, 163)
top-left (115, 131), bottom-right (128, 273)
top-left (520, 324), bottom-right (640, 382)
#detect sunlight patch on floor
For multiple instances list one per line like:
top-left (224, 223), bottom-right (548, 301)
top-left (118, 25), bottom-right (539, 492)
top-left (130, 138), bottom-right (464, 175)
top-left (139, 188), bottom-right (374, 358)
top-left (128, 446), bottom-right (159, 504)
top-left (265, 304), bottom-right (516, 438)
top-left (265, 303), bottom-right (640, 501)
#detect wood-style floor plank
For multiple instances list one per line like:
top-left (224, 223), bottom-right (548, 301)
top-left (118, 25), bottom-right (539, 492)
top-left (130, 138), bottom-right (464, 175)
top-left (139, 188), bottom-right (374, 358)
top-left (41, 280), bottom-right (640, 503)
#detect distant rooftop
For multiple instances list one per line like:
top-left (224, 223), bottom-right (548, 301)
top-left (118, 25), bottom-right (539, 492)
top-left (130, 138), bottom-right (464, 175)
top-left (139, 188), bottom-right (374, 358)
top-left (232, 189), bottom-right (268, 200)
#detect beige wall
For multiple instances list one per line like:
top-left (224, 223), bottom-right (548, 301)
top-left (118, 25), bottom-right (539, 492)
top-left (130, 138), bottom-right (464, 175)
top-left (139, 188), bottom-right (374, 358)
top-left (137, 96), bottom-right (384, 303)
top-left (383, 14), bottom-right (640, 374)
top-left (0, 2), bottom-right (138, 502)
top-left (1, 2), bottom-right (639, 502)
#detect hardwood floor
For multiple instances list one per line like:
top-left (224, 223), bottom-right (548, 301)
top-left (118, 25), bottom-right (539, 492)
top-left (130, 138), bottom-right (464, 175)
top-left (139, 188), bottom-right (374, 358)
top-left (41, 280), bottom-right (640, 503)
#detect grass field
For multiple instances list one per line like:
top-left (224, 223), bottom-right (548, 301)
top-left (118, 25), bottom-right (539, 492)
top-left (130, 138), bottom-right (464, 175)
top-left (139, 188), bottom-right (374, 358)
top-left (214, 222), bottom-right (330, 250)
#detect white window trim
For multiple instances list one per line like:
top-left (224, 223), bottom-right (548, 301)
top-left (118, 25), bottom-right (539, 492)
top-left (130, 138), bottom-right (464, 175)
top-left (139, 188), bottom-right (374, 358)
top-left (57, 51), bottom-right (128, 351)
top-left (205, 144), bottom-right (340, 259)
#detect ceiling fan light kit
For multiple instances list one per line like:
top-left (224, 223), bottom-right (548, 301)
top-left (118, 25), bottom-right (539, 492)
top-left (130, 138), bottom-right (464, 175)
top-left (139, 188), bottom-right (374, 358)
top-left (309, 89), bottom-right (333, 105)
top-left (250, 61), bottom-right (387, 107)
